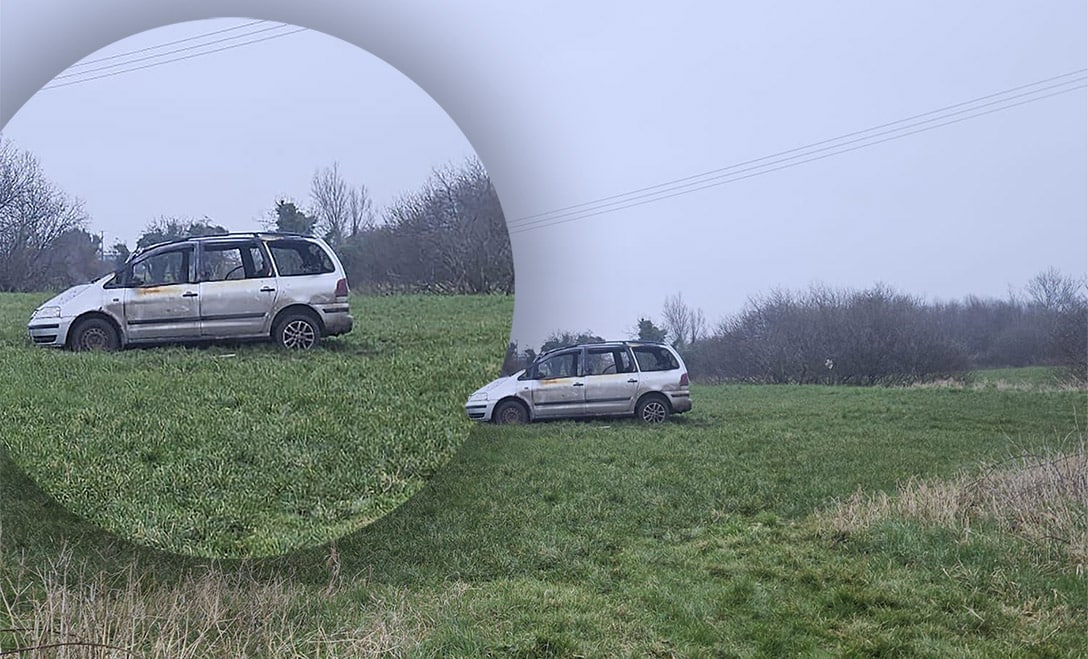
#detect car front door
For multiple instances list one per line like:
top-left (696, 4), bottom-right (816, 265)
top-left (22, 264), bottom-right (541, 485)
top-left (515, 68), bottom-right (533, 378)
top-left (583, 346), bottom-right (640, 416)
top-left (121, 246), bottom-right (201, 342)
top-left (197, 240), bottom-right (279, 338)
top-left (528, 349), bottom-right (586, 418)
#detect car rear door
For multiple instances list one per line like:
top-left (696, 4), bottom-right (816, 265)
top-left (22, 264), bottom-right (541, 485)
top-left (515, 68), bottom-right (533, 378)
top-left (197, 239), bottom-right (279, 338)
top-left (583, 345), bottom-right (640, 415)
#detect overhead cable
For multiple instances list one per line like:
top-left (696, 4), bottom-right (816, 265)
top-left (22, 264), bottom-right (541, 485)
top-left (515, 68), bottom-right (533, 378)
top-left (508, 70), bottom-right (1087, 235)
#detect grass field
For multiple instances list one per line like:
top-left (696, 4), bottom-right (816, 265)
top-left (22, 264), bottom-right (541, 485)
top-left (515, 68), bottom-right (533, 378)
top-left (0, 292), bottom-right (510, 557)
top-left (1, 293), bottom-right (1085, 656)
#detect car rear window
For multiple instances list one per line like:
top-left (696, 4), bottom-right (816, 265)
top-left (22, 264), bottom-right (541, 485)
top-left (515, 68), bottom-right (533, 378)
top-left (267, 239), bottom-right (335, 276)
top-left (632, 346), bottom-right (680, 372)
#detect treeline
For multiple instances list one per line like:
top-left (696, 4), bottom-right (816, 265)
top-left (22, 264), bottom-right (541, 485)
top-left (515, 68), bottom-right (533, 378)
top-left (684, 277), bottom-right (1086, 385)
top-left (333, 159), bottom-right (512, 294)
top-left (124, 158), bottom-right (513, 295)
top-left (0, 136), bottom-right (512, 295)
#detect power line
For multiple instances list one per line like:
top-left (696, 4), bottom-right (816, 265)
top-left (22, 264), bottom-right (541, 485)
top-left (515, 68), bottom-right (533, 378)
top-left (64, 19), bottom-right (270, 69)
top-left (511, 83), bottom-right (1085, 235)
top-left (513, 76), bottom-right (1083, 232)
top-left (511, 69), bottom-right (1087, 228)
top-left (509, 69), bottom-right (1088, 234)
top-left (40, 26), bottom-right (308, 90)
top-left (53, 23), bottom-right (298, 80)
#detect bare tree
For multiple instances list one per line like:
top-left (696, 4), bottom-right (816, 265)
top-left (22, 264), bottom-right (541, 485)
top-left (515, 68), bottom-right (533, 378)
top-left (347, 157), bottom-right (512, 294)
top-left (662, 292), bottom-right (706, 348)
top-left (1025, 268), bottom-right (1087, 376)
top-left (1026, 267), bottom-right (1084, 314)
top-left (0, 138), bottom-right (88, 291)
top-left (310, 162), bottom-right (373, 245)
top-left (347, 185), bottom-right (374, 237)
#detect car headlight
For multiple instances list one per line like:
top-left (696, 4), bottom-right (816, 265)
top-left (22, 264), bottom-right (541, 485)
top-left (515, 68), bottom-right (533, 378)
top-left (468, 391), bottom-right (488, 402)
top-left (32, 306), bottom-right (61, 319)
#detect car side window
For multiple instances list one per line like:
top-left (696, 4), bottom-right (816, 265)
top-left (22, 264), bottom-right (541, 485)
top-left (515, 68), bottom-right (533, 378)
top-left (129, 248), bottom-right (193, 287)
top-left (267, 239), bottom-right (334, 276)
top-left (632, 346), bottom-right (679, 372)
top-left (201, 242), bottom-right (269, 281)
top-left (534, 351), bottom-right (580, 379)
top-left (586, 347), bottom-right (634, 375)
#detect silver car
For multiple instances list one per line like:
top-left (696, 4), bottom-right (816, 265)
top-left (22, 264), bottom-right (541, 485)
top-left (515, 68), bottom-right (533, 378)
top-left (27, 232), bottom-right (353, 351)
top-left (466, 341), bottom-right (693, 424)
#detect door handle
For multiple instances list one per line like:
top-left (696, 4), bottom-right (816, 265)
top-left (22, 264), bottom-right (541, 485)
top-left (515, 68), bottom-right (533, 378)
top-left (627, 379), bottom-right (638, 383)
top-left (260, 286), bottom-right (275, 292)
top-left (572, 382), bottom-right (585, 387)
top-left (182, 291), bottom-right (198, 298)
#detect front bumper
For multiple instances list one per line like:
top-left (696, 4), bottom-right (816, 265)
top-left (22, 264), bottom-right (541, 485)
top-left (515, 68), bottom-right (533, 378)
top-left (465, 398), bottom-right (497, 422)
top-left (27, 317), bottom-right (74, 348)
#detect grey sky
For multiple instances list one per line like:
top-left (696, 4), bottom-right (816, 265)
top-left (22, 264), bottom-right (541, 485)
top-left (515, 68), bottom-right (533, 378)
top-left (2, 1), bottom-right (1085, 351)
top-left (2, 20), bottom-right (476, 250)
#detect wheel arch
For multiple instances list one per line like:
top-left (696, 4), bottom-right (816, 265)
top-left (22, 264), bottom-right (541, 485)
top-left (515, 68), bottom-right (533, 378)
top-left (635, 391), bottom-right (672, 413)
top-left (493, 396), bottom-right (532, 422)
top-left (271, 304), bottom-right (325, 336)
top-left (67, 311), bottom-right (124, 349)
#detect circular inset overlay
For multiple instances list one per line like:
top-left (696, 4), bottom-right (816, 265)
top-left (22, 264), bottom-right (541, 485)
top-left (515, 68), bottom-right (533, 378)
top-left (0, 18), bottom-right (513, 557)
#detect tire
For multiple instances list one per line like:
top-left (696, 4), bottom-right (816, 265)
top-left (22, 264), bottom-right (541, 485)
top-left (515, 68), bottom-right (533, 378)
top-left (493, 399), bottom-right (529, 424)
top-left (70, 317), bottom-right (120, 352)
top-left (274, 312), bottom-right (321, 350)
top-left (635, 394), bottom-right (670, 424)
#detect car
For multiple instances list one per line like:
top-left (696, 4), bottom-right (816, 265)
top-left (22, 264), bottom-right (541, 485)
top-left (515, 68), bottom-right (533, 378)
top-left (27, 232), bottom-right (353, 351)
top-left (465, 341), bottom-right (692, 424)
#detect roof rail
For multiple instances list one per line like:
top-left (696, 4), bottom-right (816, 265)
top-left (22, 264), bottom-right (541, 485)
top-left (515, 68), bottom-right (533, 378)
top-left (255, 230), bottom-right (317, 238)
top-left (129, 230), bottom-right (325, 260)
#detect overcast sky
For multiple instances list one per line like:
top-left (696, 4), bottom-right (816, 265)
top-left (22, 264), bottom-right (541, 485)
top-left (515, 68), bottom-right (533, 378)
top-left (2, 2), bottom-right (1085, 350)
top-left (2, 21), bottom-right (476, 251)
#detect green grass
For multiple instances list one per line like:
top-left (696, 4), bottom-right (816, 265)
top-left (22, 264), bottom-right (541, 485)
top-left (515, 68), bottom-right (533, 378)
top-left (0, 292), bottom-right (511, 557)
top-left (968, 365), bottom-right (1076, 389)
top-left (1, 293), bottom-right (1084, 655)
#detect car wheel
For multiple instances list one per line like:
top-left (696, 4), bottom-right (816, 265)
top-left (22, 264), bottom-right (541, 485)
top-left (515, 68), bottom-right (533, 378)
top-left (274, 312), bottom-right (320, 350)
top-left (636, 395), bottom-right (670, 423)
top-left (493, 400), bottom-right (529, 424)
top-left (70, 317), bottom-right (120, 352)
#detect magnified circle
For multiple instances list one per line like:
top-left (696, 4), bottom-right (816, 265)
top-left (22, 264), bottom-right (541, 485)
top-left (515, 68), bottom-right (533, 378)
top-left (0, 18), bottom-right (513, 558)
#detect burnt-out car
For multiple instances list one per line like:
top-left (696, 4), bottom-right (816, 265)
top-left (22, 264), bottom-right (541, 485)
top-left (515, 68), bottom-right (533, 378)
top-left (27, 232), bottom-right (353, 351)
top-left (465, 341), bottom-right (692, 424)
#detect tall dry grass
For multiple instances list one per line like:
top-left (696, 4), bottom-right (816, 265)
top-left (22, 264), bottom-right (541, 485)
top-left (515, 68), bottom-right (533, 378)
top-left (0, 543), bottom-right (451, 658)
top-left (816, 439), bottom-right (1088, 569)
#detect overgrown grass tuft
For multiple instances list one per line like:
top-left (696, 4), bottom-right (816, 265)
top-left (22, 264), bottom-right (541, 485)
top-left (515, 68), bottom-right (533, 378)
top-left (817, 438), bottom-right (1087, 567)
top-left (964, 365), bottom-right (1086, 391)
top-left (0, 548), bottom-right (454, 657)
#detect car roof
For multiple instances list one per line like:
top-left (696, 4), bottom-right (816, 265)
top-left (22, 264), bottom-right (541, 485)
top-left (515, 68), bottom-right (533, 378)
top-left (130, 231), bottom-right (322, 259)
